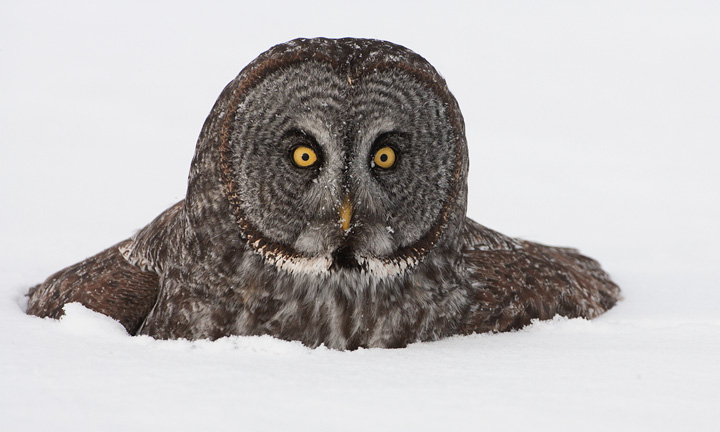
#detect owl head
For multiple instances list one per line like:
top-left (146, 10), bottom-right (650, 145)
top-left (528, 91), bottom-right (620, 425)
top-left (185, 38), bottom-right (469, 276)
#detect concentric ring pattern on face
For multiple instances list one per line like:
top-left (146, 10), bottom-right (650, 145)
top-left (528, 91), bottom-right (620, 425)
top-left (229, 61), bottom-right (457, 269)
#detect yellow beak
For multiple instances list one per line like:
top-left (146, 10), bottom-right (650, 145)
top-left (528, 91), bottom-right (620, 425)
top-left (339, 195), bottom-right (353, 232)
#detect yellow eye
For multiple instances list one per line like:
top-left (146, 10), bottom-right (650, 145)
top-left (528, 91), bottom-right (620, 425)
top-left (373, 146), bottom-right (396, 169)
top-left (292, 145), bottom-right (318, 167)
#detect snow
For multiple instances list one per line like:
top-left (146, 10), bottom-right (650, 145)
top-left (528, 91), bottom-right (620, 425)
top-left (1, 1), bottom-right (719, 431)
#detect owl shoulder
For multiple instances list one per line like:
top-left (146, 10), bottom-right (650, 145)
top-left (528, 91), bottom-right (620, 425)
top-left (119, 200), bottom-right (185, 274)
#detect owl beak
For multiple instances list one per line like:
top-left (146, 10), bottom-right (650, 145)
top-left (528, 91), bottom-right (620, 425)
top-left (339, 195), bottom-right (353, 232)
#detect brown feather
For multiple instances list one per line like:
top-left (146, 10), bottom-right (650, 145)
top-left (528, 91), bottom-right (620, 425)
top-left (461, 219), bottom-right (621, 334)
top-left (26, 240), bottom-right (160, 334)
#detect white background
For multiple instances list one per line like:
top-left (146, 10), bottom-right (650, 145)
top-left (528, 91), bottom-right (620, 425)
top-left (1, 1), bottom-right (718, 431)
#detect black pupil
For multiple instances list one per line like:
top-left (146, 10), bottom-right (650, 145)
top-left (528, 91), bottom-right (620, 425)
top-left (301, 152), bottom-right (310, 161)
top-left (380, 154), bottom-right (388, 162)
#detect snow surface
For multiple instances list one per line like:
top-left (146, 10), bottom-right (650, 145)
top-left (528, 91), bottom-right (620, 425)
top-left (1, 1), bottom-right (719, 431)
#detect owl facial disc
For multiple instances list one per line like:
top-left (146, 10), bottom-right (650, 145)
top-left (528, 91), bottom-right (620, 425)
top-left (216, 38), bottom-right (467, 276)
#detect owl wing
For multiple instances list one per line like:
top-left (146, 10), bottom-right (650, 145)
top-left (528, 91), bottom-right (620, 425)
top-left (461, 218), bottom-right (621, 334)
top-left (25, 201), bottom-right (185, 334)
top-left (26, 240), bottom-right (160, 334)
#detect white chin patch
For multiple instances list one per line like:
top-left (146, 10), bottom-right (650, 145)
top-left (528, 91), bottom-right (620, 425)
top-left (254, 242), bottom-right (418, 277)
top-left (357, 255), bottom-right (418, 277)
top-left (257, 248), bottom-right (333, 274)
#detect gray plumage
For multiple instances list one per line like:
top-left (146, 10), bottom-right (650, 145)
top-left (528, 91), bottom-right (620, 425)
top-left (27, 38), bottom-right (620, 349)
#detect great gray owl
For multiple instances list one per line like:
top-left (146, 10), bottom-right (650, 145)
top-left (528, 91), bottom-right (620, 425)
top-left (26, 38), bottom-right (621, 349)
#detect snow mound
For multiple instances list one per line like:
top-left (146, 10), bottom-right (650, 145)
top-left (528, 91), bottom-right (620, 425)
top-left (58, 303), bottom-right (129, 337)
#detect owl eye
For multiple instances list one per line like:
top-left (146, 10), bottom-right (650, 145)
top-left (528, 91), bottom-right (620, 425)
top-left (292, 145), bottom-right (318, 168)
top-left (373, 146), bottom-right (396, 169)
